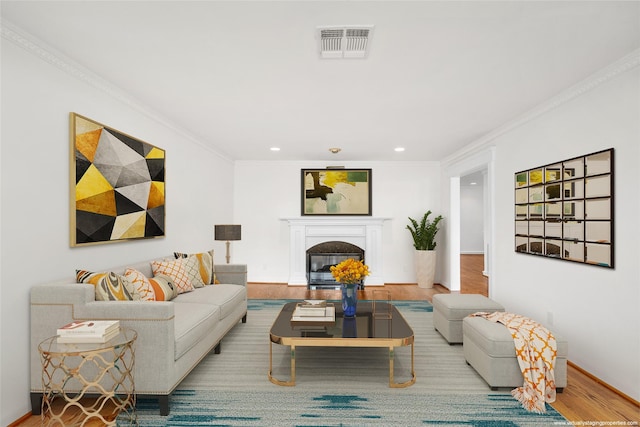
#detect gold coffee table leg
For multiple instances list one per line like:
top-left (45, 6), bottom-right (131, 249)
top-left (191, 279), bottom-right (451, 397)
top-left (290, 345), bottom-right (296, 385)
top-left (268, 341), bottom-right (296, 386)
top-left (389, 343), bottom-right (416, 388)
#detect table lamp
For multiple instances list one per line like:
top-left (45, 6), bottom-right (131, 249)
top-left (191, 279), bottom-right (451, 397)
top-left (214, 224), bottom-right (241, 264)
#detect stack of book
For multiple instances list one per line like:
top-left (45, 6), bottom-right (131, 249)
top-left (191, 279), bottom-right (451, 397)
top-left (56, 320), bottom-right (120, 343)
top-left (291, 300), bottom-right (335, 325)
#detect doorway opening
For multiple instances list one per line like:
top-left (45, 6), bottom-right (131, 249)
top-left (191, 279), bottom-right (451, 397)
top-left (446, 147), bottom-right (494, 297)
top-left (460, 170), bottom-right (488, 295)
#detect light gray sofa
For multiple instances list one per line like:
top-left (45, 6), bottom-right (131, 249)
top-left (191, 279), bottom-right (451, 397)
top-left (30, 257), bottom-right (248, 416)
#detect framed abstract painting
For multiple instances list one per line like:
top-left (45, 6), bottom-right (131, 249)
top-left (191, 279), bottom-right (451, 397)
top-left (70, 113), bottom-right (166, 246)
top-left (301, 168), bottom-right (372, 216)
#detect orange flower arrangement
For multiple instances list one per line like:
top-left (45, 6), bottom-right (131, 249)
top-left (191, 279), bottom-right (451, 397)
top-left (330, 258), bottom-right (370, 285)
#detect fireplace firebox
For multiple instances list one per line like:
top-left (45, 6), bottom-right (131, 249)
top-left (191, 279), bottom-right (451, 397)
top-left (306, 241), bottom-right (365, 290)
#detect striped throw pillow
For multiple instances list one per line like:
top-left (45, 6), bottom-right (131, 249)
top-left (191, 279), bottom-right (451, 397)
top-left (149, 274), bottom-right (178, 301)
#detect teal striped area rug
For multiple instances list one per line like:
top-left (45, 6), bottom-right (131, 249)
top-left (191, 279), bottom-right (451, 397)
top-left (135, 299), bottom-right (567, 426)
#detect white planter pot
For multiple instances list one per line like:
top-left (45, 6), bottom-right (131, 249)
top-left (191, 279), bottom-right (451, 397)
top-left (415, 250), bottom-right (436, 288)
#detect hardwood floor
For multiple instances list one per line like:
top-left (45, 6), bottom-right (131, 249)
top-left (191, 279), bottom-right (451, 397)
top-left (12, 254), bottom-right (638, 425)
top-left (459, 253), bottom-right (488, 296)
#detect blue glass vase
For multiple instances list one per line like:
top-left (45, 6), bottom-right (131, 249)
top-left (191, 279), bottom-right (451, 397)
top-left (342, 317), bottom-right (357, 338)
top-left (341, 283), bottom-right (358, 317)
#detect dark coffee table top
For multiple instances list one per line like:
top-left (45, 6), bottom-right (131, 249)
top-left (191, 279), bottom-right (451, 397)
top-left (270, 301), bottom-right (414, 345)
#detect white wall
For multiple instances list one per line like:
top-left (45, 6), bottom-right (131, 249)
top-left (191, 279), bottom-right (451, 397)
top-left (460, 184), bottom-right (484, 253)
top-left (444, 60), bottom-right (640, 400)
top-left (233, 161), bottom-right (443, 285)
top-left (0, 38), bottom-right (235, 424)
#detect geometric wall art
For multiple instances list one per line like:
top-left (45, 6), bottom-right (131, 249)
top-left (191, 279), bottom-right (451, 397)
top-left (70, 113), bottom-right (165, 246)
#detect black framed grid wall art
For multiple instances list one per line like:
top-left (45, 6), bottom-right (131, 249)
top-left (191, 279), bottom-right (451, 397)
top-left (514, 148), bottom-right (614, 268)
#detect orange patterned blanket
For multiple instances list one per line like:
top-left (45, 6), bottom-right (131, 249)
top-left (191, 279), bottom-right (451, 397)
top-left (471, 312), bottom-right (557, 413)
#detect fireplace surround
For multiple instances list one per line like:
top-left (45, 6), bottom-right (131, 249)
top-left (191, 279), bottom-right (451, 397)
top-left (282, 218), bottom-right (388, 286)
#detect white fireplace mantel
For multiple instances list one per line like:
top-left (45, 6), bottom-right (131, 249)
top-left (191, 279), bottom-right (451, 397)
top-left (281, 217), bottom-right (390, 286)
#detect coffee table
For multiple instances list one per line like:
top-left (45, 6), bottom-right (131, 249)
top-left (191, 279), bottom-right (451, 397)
top-left (268, 301), bottom-right (415, 388)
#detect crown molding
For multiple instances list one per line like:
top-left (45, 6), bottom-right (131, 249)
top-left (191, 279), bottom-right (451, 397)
top-left (441, 48), bottom-right (640, 167)
top-left (2, 19), bottom-right (129, 105)
top-left (1, 18), bottom-right (232, 162)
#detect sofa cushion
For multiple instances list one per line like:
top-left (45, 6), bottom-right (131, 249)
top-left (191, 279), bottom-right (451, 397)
top-left (76, 270), bottom-right (138, 301)
top-left (152, 259), bottom-right (194, 294)
top-left (124, 268), bottom-right (156, 301)
top-left (172, 302), bottom-right (221, 360)
top-left (174, 250), bottom-right (217, 285)
top-left (173, 284), bottom-right (246, 320)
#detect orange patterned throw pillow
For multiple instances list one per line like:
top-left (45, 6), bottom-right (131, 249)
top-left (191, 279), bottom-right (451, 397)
top-left (175, 254), bottom-right (206, 288)
top-left (151, 259), bottom-right (194, 294)
top-left (124, 268), bottom-right (156, 301)
top-left (76, 270), bottom-right (137, 301)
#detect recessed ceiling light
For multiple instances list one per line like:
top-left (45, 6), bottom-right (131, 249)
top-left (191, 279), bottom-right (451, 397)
top-left (270, 147), bottom-right (280, 151)
top-left (394, 147), bottom-right (405, 152)
top-left (470, 182), bottom-right (477, 185)
top-left (329, 147), bottom-right (342, 154)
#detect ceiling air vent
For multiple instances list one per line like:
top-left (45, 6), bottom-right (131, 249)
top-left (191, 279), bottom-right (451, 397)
top-left (318, 26), bottom-right (374, 59)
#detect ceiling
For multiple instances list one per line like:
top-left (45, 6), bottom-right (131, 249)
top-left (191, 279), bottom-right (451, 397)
top-left (2, 1), bottom-right (639, 162)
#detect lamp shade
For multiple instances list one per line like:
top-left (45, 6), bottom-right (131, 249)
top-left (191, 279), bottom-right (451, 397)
top-left (214, 224), bottom-right (241, 241)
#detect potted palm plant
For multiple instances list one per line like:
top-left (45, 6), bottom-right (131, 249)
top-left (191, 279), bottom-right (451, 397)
top-left (406, 211), bottom-right (443, 288)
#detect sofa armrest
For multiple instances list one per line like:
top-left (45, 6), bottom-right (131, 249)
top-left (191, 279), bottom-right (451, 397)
top-left (30, 282), bottom-right (94, 304)
top-left (30, 282), bottom-right (177, 396)
top-left (215, 264), bottom-right (247, 286)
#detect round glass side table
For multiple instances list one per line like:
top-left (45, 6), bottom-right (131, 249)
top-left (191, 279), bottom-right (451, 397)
top-left (38, 327), bottom-right (137, 426)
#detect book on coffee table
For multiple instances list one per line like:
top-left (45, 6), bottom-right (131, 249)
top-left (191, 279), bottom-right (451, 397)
top-left (291, 303), bottom-right (335, 325)
top-left (295, 300), bottom-right (329, 316)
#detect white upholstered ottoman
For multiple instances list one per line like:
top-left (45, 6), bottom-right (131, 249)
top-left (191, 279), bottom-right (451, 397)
top-left (463, 316), bottom-right (568, 391)
top-left (432, 294), bottom-right (505, 344)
